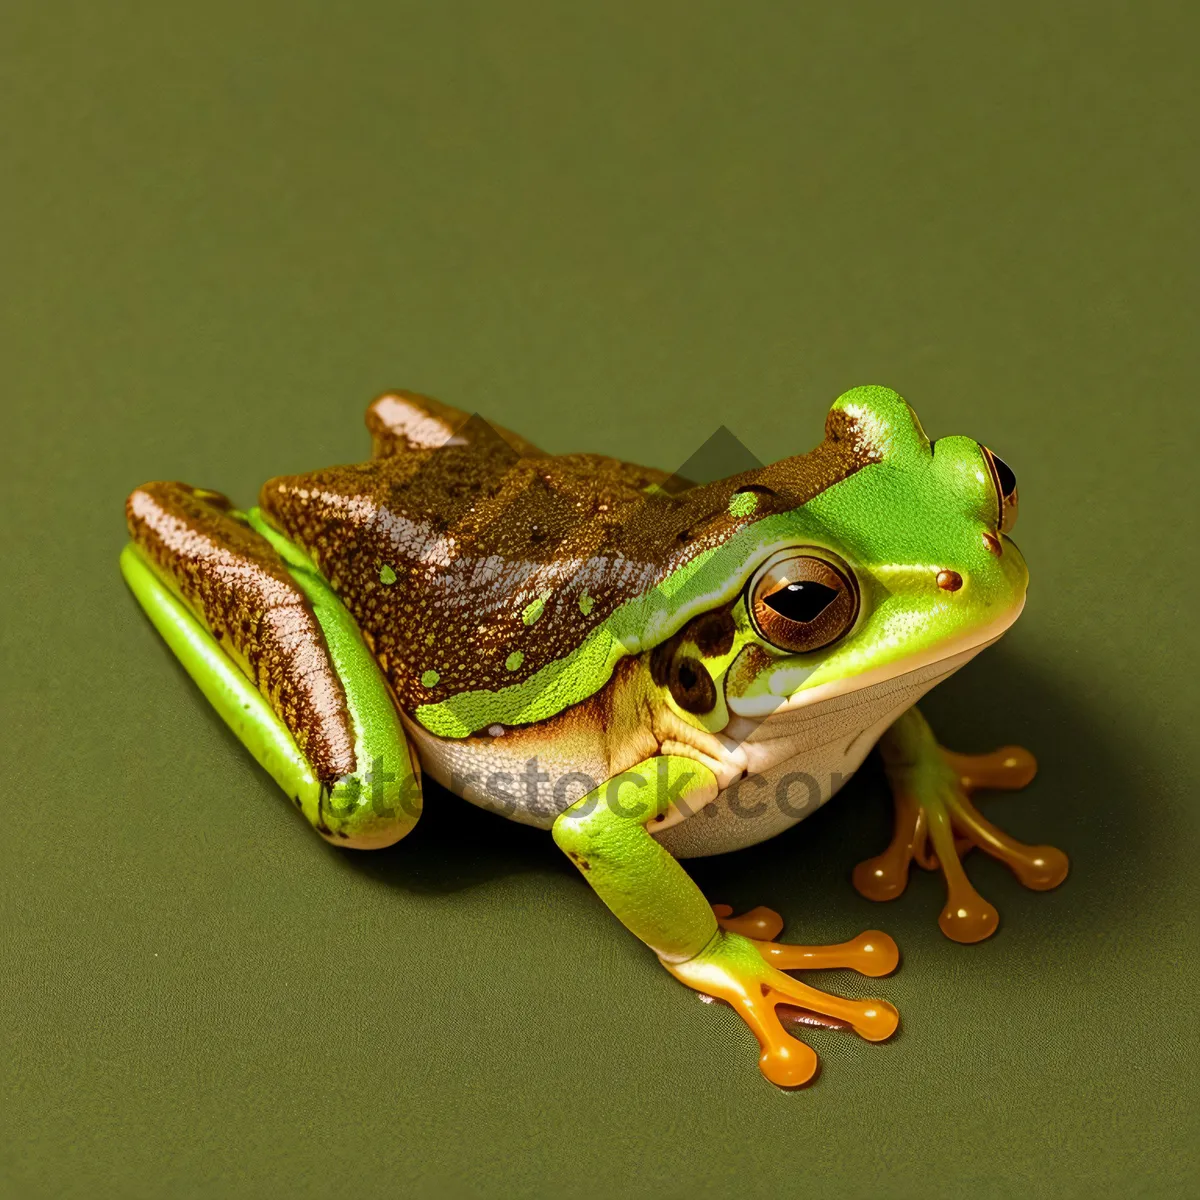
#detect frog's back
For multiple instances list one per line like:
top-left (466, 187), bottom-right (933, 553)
top-left (260, 392), bottom-right (874, 731)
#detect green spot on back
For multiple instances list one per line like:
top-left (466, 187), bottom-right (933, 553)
top-left (421, 669), bottom-right (440, 688)
top-left (522, 597), bottom-right (545, 625)
top-left (578, 591), bottom-right (594, 616)
top-left (379, 564), bottom-right (397, 585)
top-left (728, 491), bottom-right (758, 518)
top-left (505, 651), bottom-right (524, 671)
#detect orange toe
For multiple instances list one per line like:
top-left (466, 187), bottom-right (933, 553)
top-left (713, 903), bottom-right (785, 941)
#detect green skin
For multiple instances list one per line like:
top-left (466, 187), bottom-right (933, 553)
top-left (121, 386), bottom-right (1056, 1087)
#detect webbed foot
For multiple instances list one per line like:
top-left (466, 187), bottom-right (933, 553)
top-left (663, 906), bottom-right (899, 1087)
top-left (854, 707), bottom-right (1068, 943)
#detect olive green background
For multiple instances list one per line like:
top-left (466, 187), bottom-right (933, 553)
top-left (3, 3), bottom-right (1197, 1197)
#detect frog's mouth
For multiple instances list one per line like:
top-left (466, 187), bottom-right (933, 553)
top-left (725, 595), bottom-right (1025, 723)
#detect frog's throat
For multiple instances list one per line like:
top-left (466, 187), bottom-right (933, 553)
top-left (726, 594), bottom-right (1025, 720)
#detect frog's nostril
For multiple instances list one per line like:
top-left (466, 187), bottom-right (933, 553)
top-left (936, 570), bottom-right (963, 592)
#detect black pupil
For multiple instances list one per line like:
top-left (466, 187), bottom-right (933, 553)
top-left (992, 453), bottom-right (1017, 499)
top-left (764, 580), bottom-right (838, 623)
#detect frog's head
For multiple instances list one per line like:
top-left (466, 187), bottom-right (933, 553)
top-left (718, 386), bottom-right (1027, 719)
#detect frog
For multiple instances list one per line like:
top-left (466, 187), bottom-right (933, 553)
top-left (120, 384), bottom-right (1068, 1088)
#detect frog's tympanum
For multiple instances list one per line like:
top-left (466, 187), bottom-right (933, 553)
top-left (121, 386), bottom-right (1068, 1087)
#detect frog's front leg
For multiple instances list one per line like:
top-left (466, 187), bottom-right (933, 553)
top-left (854, 706), bottom-right (1068, 942)
top-left (121, 482), bottom-right (420, 846)
top-left (552, 757), bottom-right (899, 1088)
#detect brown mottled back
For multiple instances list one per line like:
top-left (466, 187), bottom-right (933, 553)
top-left (260, 392), bottom-right (878, 717)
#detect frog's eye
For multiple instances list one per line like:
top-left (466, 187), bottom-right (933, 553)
top-left (982, 446), bottom-right (1019, 533)
top-left (748, 551), bottom-right (859, 654)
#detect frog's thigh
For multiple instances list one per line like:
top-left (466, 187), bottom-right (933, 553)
top-left (122, 482), bottom-right (420, 848)
top-left (551, 756), bottom-right (720, 961)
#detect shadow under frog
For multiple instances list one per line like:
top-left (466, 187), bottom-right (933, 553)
top-left (336, 636), bottom-right (1140, 951)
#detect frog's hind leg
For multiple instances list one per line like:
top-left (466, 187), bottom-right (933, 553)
top-left (122, 482), bottom-right (420, 847)
top-left (553, 757), bottom-right (899, 1088)
top-left (853, 706), bottom-right (1067, 942)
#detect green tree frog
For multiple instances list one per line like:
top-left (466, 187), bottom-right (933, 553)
top-left (120, 385), bottom-right (1067, 1087)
